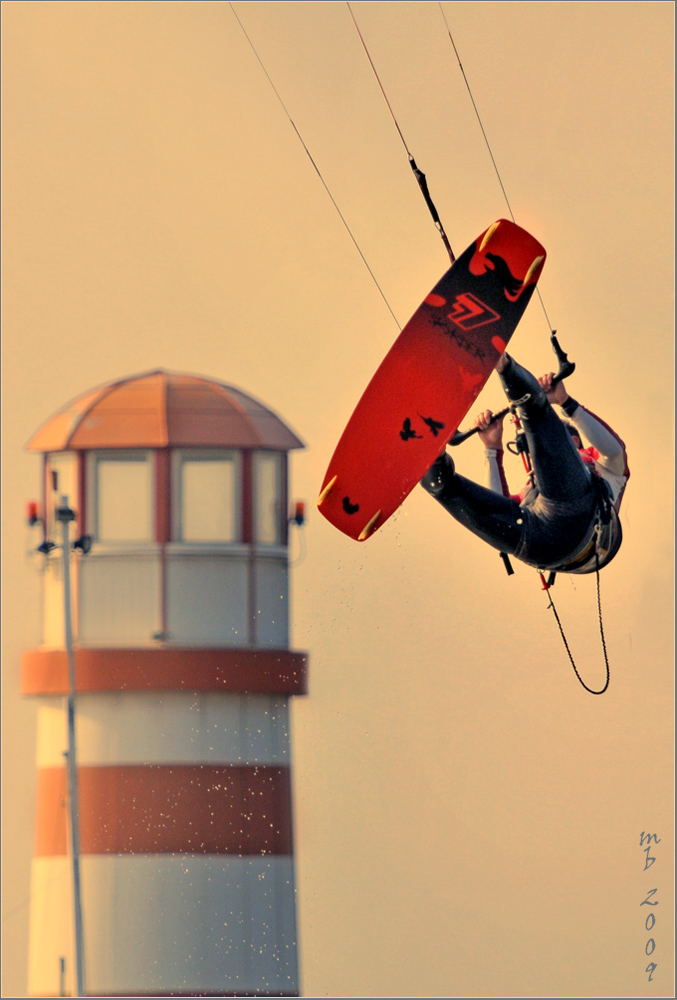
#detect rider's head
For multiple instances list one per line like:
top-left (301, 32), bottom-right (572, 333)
top-left (565, 424), bottom-right (582, 450)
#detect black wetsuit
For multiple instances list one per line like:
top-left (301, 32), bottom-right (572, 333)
top-left (421, 356), bottom-right (628, 573)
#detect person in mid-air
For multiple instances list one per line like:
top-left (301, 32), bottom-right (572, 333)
top-left (421, 353), bottom-right (629, 574)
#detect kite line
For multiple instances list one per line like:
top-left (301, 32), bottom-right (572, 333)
top-left (228, 2), bottom-right (400, 327)
top-left (232, 3), bottom-right (611, 694)
top-left (436, 1), bottom-right (555, 335)
top-left (347, 3), bottom-right (609, 694)
top-left (347, 2), bottom-right (455, 263)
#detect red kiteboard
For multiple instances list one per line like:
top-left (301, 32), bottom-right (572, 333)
top-left (317, 219), bottom-right (546, 541)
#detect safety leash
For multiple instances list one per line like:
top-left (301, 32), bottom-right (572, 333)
top-left (541, 545), bottom-right (611, 695)
top-left (540, 473), bottom-right (613, 694)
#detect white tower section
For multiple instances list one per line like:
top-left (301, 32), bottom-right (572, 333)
top-left (22, 370), bottom-right (307, 998)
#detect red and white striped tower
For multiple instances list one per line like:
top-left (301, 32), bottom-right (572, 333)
top-left (21, 370), bottom-right (307, 998)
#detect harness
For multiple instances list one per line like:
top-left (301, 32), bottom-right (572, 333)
top-left (543, 472), bottom-right (621, 577)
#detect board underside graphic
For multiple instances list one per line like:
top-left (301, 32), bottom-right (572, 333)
top-left (318, 219), bottom-right (546, 541)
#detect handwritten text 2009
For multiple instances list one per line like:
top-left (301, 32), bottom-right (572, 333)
top-left (639, 831), bottom-right (661, 982)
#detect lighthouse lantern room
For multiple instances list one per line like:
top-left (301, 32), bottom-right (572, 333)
top-left (22, 370), bottom-right (307, 998)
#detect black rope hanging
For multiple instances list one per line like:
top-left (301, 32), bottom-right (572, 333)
top-left (545, 558), bottom-right (611, 696)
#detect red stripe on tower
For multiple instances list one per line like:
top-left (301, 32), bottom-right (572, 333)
top-left (35, 765), bottom-right (293, 856)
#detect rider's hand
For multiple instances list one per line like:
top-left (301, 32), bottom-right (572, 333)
top-left (474, 409), bottom-right (504, 449)
top-left (538, 372), bottom-right (569, 406)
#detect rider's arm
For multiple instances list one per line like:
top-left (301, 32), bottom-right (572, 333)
top-left (540, 373), bottom-right (629, 479)
top-left (483, 448), bottom-right (511, 496)
top-left (478, 410), bottom-right (513, 497)
top-left (560, 396), bottom-right (629, 478)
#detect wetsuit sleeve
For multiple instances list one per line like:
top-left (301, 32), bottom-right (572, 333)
top-left (483, 448), bottom-right (511, 497)
top-left (560, 396), bottom-right (629, 478)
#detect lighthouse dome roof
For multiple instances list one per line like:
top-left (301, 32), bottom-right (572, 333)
top-left (27, 369), bottom-right (304, 453)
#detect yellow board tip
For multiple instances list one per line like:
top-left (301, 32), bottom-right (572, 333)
top-left (317, 475), bottom-right (337, 507)
top-left (523, 254), bottom-right (545, 286)
top-left (479, 220), bottom-right (501, 253)
top-left (358, 510), bottom-right (381, 541)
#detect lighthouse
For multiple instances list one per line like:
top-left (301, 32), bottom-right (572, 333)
top-left (21, 369), bottom-right (307, 998)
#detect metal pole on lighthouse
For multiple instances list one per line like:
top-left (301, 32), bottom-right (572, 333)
top-left (56, 494), bottom-right (86, 999)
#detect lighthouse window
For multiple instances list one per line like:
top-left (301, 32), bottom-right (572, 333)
top-left (91, 452), bottom-right (153, 543)
top-left (175, 451), bottom-right (240, 543)
top-left (254, 451), bottom-right (283, 545)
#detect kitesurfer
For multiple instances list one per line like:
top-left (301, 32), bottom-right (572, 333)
top-left (421, 354), bottom-right (629, 573)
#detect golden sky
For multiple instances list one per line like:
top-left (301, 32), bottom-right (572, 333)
top-left (2, 2), bottom-right (674, 997)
